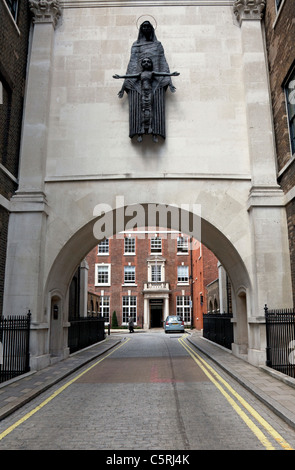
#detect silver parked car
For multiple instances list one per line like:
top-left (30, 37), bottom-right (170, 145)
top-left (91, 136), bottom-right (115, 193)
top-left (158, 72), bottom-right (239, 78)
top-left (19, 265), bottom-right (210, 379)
top-left (164, 315), bottom-right (185, 334)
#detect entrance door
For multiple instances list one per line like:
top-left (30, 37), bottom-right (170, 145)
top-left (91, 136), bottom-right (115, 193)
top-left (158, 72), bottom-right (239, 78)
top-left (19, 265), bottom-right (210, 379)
top-left (150, 300), bottom-right (163, 327)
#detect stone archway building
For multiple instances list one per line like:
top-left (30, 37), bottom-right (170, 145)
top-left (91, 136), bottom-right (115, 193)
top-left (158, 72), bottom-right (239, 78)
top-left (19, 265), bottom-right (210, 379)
top-left (3, 0), bottom-right (293, 370)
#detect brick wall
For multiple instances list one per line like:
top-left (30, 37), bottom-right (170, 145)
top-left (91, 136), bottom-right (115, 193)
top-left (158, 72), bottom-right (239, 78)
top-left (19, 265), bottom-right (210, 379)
top-left (0, 207), bottom-right (9, 312)
top-left (287, 200), bottom-right (295, 306)
top-left (86, 233), bottom-right (193, 327)
top-left (264, 0), bottom-right (295, 306)
top-left (0, 0), bottom-right (31, 314)
top-left (190, 241), bottom-right (220, 328)
top-left (264, 0), bottom-right (295, 173)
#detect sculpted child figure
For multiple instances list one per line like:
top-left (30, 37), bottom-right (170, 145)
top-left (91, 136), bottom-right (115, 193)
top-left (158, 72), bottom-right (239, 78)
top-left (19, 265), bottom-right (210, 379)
top-left (113, 56), bottom-right (179, 142)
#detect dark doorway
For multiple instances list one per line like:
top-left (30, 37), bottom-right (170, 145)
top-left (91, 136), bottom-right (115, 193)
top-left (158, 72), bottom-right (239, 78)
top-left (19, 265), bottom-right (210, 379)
top-left (150, 299), bottom-right (163, 327)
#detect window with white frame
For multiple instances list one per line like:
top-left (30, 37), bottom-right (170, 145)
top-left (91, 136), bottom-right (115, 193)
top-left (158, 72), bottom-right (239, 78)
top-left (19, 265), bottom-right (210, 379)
top-left (98, 239), bottom-right (109, 255)
top-left (285, 67), bottom-right (295, 156)
top-left (177, 236), bottom-right (189, 254)
top-left (95, 264), bottom-right (111, 285)
top-left (122, 296), bottom-right (137, 323)
top-left (275, 0), bottom-right (283, 11)
top-left (176, 296), bottom-right (191, 323)
top-left (177, 265), bottom-right (189, 283)
top-left (151, 237), bottom-right (162, 253)
top-left (124, 237), bottom-right (135, 254)
top-left (100, 296), bottom-right (110, 322)
top-left (5, 0), bottom-right (18, 20)
top-left (124, 265), bottom-right (136, 284)
top-left (151, 264), bottom-right (161, 282)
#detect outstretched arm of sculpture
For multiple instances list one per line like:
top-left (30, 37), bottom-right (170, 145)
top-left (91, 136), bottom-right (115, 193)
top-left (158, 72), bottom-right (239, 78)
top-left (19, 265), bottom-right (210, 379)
top-left (113, 73), bottom-right (140, 79)
top-left (113, 73), bottom-right (140, 98)
top-left (153, 71), bottom-right (180, 77)
top-left (153, 71), bottom-right (180, 92)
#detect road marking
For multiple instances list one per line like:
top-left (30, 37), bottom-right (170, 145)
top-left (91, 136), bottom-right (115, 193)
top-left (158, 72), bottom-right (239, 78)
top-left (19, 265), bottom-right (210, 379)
top-left (0, 338), bottom-right (130, 442)
top-left (179, 336), bottom-right (293, 451)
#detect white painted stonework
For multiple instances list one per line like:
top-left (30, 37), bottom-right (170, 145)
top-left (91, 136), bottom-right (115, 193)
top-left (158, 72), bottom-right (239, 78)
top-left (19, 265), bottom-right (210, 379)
top-left (3, 0), bottom-right (293, 369)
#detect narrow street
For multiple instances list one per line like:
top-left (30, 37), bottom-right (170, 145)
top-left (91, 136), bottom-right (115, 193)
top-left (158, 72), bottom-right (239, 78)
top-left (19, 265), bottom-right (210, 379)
top-left (1, 331), bottom-right (295, 451)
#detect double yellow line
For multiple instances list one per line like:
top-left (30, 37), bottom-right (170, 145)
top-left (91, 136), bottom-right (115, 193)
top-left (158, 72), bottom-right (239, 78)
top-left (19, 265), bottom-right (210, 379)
top-left (179, 335), bottom-right (293, 451)
top-left (0, 338), bottom-right (130, 442)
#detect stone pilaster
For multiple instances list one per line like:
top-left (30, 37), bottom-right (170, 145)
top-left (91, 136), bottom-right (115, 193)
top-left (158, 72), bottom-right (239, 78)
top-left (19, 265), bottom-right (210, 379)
top-left (233, 0), bottom-right (276, 188)
top-left (3, 0), bottom-right (63, 370)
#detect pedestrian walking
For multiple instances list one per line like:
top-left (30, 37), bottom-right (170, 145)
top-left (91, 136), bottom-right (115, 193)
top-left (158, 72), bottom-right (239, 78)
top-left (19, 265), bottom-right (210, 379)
top-left (128, 316), bottom-right (134, 333)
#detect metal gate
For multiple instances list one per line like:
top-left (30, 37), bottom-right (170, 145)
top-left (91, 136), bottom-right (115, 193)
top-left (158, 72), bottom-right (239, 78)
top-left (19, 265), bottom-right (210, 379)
top-left (68, 316), bottom-right (106, 353)
top-left (203, 312), bottom-right (233, 350)
top-left (265, 305), bottom-right (295, 378)
top-left (0, 311), bottom-right (31, 384)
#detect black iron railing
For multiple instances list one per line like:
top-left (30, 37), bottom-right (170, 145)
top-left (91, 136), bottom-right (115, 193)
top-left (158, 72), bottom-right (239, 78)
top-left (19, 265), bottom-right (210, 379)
top-left (68, 316), bottom-right (106, 353)
top-left (265, 305), bottom-right (295, 378)
top-left (203, 312), bottom-right (233, 350)
top-left (0, 311), bottom-right (31, 384)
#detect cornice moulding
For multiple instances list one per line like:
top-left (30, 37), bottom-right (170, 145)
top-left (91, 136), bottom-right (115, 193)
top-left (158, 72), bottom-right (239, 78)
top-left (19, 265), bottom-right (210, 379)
top-left (60, 0), bottom-right (234, 8)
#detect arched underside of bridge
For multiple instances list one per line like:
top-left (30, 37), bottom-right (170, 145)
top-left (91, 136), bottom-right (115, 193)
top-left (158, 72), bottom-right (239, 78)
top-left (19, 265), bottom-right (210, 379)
top-left (44, 204), bottom-right (252, 367)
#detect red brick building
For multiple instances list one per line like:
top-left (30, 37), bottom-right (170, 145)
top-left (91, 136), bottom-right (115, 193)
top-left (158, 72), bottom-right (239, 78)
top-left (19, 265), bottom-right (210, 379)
top-left (86, 232), bottom-right (220, 330)
top-left (191, 241), bottom-right (224, 329)
top-left (264, 0), bottom-right (295, 306)
top-left (0, 0), bottom-right (30, 314)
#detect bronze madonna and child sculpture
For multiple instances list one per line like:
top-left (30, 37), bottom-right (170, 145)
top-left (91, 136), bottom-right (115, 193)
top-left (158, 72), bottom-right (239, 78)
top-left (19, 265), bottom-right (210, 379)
top-left (113, 20), bottom-right (180, 143)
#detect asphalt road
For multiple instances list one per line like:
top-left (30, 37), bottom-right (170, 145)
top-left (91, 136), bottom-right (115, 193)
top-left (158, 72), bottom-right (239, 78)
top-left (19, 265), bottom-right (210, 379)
top-left (1, 331), bottom-right (295, 452)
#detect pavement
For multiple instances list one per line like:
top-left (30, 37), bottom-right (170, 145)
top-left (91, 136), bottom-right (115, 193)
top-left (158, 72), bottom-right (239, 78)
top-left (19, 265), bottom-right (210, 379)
top-left (1, 329), bottom-right (295, 431)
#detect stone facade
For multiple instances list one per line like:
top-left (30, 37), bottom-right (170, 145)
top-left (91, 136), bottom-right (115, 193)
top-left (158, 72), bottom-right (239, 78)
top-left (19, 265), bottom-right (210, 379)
top-left (2, 0), bottom-right (293, 369)
top-left (0, 0), bottom-right (31, 314)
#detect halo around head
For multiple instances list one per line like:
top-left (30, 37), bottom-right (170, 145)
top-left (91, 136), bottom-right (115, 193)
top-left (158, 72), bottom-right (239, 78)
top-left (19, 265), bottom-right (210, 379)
top-left (136, 15), bottom-right (157, 31)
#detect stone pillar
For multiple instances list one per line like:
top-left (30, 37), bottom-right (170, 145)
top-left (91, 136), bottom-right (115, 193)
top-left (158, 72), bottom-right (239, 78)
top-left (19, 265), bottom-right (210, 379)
top-left (233, 0), bottom-right (277, 188)
top-left (18, 0), bottom-right (61, 193)
top-left (79, 259), bottom-right (89, 318)
top-left (164, 296), bottom-right (169, 322)
top-left (233, 0), bottom-right (293, 365)
top-left (3, 0), bottom-right (62, 369)
top-left (218, 262), bottom-right (227, 313)
top-left (144, 297), bottom-right (149, 329)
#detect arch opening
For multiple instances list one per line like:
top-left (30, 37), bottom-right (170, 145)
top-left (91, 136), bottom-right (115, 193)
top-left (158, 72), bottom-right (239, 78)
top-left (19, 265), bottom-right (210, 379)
top-left (45, 203), bottom-right (251, 361)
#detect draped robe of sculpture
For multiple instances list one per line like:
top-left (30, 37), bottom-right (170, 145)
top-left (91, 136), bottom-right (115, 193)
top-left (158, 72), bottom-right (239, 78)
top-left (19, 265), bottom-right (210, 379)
top-left (121, 22), bottom-right (175, 140)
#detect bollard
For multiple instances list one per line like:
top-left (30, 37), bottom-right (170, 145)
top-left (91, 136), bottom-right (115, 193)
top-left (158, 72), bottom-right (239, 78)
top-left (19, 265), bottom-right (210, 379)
top-left (108, 323), bottom-right (110, 335)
